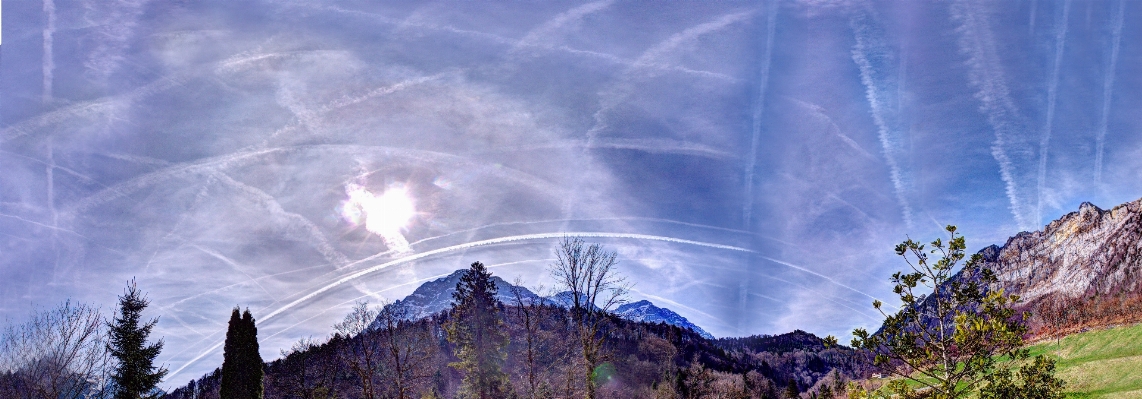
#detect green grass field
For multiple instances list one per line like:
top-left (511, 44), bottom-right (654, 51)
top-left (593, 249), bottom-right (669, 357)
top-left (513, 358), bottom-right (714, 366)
top-left (1027, 324), bottom-right (1142, 398)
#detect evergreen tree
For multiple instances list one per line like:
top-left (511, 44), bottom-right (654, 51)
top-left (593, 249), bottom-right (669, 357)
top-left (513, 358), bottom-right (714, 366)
top-left (445, 261), bottom-right (511, 399)
top-left (220, 308), bottom-right (264, 399)
top-left (784, 378), bottom-right (799, 399)
top-left (107, 279), bottom-right (168, 399)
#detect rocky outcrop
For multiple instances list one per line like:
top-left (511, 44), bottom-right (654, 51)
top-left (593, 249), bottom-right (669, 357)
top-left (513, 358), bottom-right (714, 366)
top-left (968, 198), bottom-right (1142, 336)
top-left (980, 199), bottom-right (1142, 302)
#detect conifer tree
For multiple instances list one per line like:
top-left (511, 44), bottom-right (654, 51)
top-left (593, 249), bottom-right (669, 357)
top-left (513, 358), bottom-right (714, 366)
top-left (220, 308), bottom-right (264, 399)
top-left (107, 279), bottom-right (168, 399)
top-left (445, 261), bottom-right (511, 399)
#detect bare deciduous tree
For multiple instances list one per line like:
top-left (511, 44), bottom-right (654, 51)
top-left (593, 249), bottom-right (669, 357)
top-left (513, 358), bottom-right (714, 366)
top-left (0, 300), bottom-right (112, 399)
top-left (550, 236), bottom-right (630, 399)
top-left (333, 301), bottom-right (382, 399)
top-left (509, 278), bottom-right (546, 399)
top-left (374, 303), bottom-right (439, 399)
top-left (275, 337), bottom-right (337, 399)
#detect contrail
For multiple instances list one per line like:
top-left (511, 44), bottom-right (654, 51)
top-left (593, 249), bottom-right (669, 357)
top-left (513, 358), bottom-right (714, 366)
top-left (587, 10), bottom-right (754, 145)
top-left (167, 232), bottom-right (752, 380)
top-left (258, 258), bottom-right (555, 345)
top-left (332, 215), bottom-right (758, 276)
top-left (70, 144), bottom-right (566, 214)
top-left (284, 1), bottom-right (731, 83)
top-left (42, 0), bottom-right (56, 104)
top-left (514, 0), bottom-right (615, 50)
top-left (743, 0), bottom-right (777, 229)
top-left (850, 5), bottom-right (914, 227)
top-left (1095, 0), bottom-right (1125, 185)
top-left (1, 75), bottom-right (188, 143)
top-left (480, 138), bottom-right (737, 161)
top-left (210, 171), bottom-right (350, 267)
top-left (1036, 0), bottom-right (1070, 226)
top-left (628, 288), bottom-right (734, 334)
top-left (788, 98), bottom-right (879, 161)
top-left (191, 244), bottom-right (280, 301)
top-left (951, 0), bottom-right (1032, 230)
top-left (266, 232), bottom-right (753, 324)
top-left (760, 256), bottom-right (892, 309)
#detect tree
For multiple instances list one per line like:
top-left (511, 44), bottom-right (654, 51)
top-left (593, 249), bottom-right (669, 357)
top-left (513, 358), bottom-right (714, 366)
top-left (979, 355), bottom-right (1065, 399)
top-left (332, 301), bottom-right (382, 399)
top-left (445, 261), bottom-right (511, 399)
top-left (850, 225), bottom-right (1062, 399)
top-left (374, 303), bottom-right (440, 399)
top-left (221, 308), bottom-right (263, 399)
top-left (0, 300), bottom-right (112, 399)
top-left (509, 277), bottom-right (548, 399)
top-left (550, 236), bottom-right (629, 399)
top-left (783, 378), bottom-right (798, 399)
top-left (107, 280), bottom-right (168, 399)
top-left (273, 337), bottom-right (337, 399)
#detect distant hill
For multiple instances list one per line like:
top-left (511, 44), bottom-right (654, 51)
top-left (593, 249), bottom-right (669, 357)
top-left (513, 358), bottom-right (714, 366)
top-left (714, 329), bottom-right (830, 354)
top-left (375, 269), bottom-right (715, 339)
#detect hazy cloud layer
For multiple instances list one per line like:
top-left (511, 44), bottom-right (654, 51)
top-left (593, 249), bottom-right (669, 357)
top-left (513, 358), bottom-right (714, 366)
top-left (2, 0), bottom-right (1141, 388)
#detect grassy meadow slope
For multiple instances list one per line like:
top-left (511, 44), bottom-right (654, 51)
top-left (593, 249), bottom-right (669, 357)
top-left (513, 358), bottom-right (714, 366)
top-left (1027, 324), bottom-right (1142, 398)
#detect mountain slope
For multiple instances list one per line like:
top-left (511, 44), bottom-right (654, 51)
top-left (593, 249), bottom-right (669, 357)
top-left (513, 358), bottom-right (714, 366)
top-left (615, 300), bottom-right (714, 339)
top-left (955, 198), bottom-right (1142, 337)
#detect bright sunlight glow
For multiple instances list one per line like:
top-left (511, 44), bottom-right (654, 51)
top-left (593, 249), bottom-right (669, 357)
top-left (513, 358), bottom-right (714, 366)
top-left (342, 183), bottom-right (416, 252)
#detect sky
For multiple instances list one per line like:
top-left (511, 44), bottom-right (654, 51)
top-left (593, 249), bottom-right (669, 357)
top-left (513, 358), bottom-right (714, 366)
top-left (2, 0), bottom-right (1142, 389)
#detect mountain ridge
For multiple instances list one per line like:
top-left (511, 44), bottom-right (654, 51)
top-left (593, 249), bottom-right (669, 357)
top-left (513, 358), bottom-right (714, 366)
top-left (951, 197), bottom-right (1142, 337)
top-left (374, 269), bottom-right (714, 338)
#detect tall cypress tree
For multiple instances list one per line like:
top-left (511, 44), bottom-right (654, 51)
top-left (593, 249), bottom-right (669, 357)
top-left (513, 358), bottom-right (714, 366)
top-left (220, 308), bottom-right (263, 399)
top-left (240, 309), bottom-right (263, 399)
top-left (107, 278), bottom-right (168, 399)
top-left (445, 261), bottom-right (511, 399)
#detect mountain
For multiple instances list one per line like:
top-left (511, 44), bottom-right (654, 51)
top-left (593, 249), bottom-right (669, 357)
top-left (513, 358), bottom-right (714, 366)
top-left (371, 269), bottom-right (544, 326)
top-left (615, 300), bottom-right (714, 339)
top-left (954, 197), bottom-right (1142, 337)
top-left (375, 270), bottom-right (714, 339)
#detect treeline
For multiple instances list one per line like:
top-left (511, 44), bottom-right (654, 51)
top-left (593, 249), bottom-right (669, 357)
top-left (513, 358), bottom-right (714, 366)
top-left (165, 239), bottom-right (869, 399)
top-left (166, 300), bottom-right (867, 399)
top-left (0, 279), bottom-right (168, 399)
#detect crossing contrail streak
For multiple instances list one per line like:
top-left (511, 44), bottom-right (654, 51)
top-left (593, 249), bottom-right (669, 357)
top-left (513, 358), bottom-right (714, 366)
top-left (743, 0), bottom-right (777, 229)
top-left (190, 244), bottom-right (279, 301)
top-left (514, 0), bottom-right (615, 50)
top-left (70, 144), bottom-right (565, 214)
top-left (629, 288), bottom-right (733, 333)
top-left (480, 138), bottom-right (737, 161)
top-left (167, 232), bottom-right (751, 380)
top-left (1037, 0), bottom-right (1070, 226)
top-left (951, 0), bottom-right (1032, 230)
top-left (211, 171), bottom-right (350, 267)
top-left (850, 6), bottom-right (914, 227)
top-left (760, 256), bottom-right (892, 309)
top-left (1095, 0), bottom-right (1125, 185)
top-left (1, 75), bottom-right (188, 143)
top-left (42, 0), bottom-right (56, 104)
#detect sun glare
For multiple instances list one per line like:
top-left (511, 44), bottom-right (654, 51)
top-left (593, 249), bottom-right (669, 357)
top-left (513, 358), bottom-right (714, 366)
top-left (342, 183), bottom-right (416, 252)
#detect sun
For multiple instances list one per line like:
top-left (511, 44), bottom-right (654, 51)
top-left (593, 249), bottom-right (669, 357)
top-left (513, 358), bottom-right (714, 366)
top-left (342, 183), bottom-right (416, 252)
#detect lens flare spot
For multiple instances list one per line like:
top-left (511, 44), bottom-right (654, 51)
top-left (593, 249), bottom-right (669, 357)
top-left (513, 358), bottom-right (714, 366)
top-left (342, 183), bottom-right (416, 252)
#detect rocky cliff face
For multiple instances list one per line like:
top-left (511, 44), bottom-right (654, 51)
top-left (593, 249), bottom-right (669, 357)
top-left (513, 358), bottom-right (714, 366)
top-left (979, 198), bottom-right (1142, 303)
top-left (968, 197), bottom-right (1142, 336)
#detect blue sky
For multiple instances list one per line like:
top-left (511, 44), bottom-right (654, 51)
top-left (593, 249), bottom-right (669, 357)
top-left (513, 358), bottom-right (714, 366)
top-left (2, 0), bottom-right (1141, 388)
